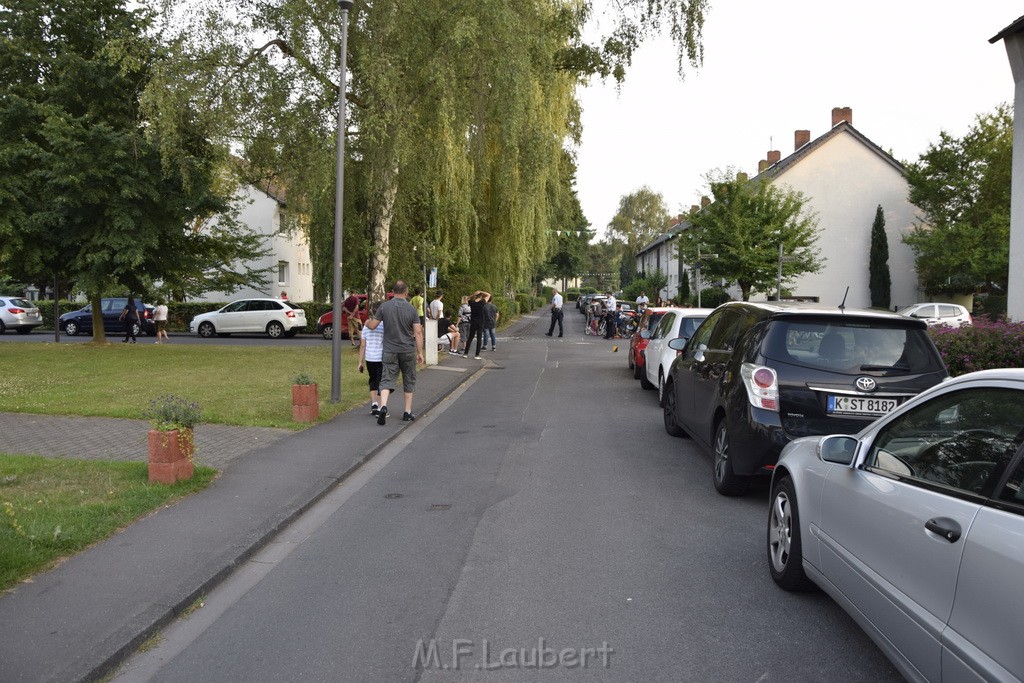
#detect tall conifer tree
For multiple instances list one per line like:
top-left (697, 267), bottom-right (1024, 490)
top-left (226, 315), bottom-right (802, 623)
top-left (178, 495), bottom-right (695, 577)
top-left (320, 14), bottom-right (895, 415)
top-left (869, 205), bottom-right (891, 309)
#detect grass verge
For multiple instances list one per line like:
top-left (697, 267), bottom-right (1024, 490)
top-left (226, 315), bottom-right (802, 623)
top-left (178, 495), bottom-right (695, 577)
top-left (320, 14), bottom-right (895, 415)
top-left (0, 342), bottom-right (368, 428)
top-left (0, 454), bottom-right (216, 592)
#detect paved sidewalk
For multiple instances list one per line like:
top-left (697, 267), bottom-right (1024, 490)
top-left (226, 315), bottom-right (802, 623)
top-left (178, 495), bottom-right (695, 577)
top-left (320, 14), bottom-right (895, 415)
top-left (0, 312), bottom-right (544, 683)
top-left (0, 413), bottom-right (290, 470)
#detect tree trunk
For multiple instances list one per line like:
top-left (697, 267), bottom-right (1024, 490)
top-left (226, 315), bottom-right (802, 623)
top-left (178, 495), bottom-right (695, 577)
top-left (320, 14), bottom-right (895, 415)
top-left (90, 292), bottom-right (106, 342)
top-left (366, 155), bottom-right (400, 305)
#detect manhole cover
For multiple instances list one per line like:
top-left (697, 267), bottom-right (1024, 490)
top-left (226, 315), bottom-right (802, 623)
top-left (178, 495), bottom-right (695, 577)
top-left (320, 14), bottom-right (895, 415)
top-left (384, 493), bottom-right (403, 499)
top-left (429, 504), bottom-right (451, 511)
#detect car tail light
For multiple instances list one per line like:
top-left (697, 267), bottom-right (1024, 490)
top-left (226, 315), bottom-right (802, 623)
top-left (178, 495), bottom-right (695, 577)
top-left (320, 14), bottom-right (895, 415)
top-left (8, 307), bottom-right (24, 314)
top-left (740, 363), bottom-right (779, 411)
top-left (286, 310), bottom-right (296, 318)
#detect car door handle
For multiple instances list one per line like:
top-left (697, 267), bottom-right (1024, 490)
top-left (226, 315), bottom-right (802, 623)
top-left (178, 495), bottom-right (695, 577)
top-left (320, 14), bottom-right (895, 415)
top-left (925, 517), bottom-right (962, 543)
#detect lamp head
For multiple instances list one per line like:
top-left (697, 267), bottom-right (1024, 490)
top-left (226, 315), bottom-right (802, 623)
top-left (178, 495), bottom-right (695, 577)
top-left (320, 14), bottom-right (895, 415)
top-left (339, 0), bottom-right (354, 10)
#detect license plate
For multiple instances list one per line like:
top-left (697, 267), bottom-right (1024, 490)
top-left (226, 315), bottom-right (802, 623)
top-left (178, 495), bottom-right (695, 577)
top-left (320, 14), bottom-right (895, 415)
top-left (827, 395), bottom-right (898, 416)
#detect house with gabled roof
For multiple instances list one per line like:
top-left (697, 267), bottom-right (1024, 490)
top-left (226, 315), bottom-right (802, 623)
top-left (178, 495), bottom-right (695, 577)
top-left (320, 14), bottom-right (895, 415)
top-left (637, 107), bottom-right (924, 309)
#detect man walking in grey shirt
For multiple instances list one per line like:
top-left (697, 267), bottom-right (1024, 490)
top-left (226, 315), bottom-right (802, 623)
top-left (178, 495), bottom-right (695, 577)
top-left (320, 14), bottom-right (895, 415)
top-left (364, 280), bottom-right (424, 425)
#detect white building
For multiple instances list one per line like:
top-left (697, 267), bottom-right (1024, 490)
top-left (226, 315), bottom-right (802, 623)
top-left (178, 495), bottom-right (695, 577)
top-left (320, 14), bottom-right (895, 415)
top-left (637, 107), bottom-right (925, 309)
top-left (197, 182), bottom-right (314, 303)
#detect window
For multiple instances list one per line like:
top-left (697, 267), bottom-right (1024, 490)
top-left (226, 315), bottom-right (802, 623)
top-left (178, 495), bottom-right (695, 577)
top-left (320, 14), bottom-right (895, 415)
top-left (652, 312), bottom-right (675, 340)
top-left (938, 305), bottom-right (961, 318)
top-left (998, 458), bottom-right (1024, 506)
top-left (278, 261), bottom-right (289, 286)
top-left (763, 320), bottom-right (941, 374)
top-left (223, 301), bottom-right (248, 313)
top-left (867, 387), bottom-right (1024, 495)
top-left (708, 310), bottom-right (752, 352)
top-left (684, 310), bottom-right (721, 359)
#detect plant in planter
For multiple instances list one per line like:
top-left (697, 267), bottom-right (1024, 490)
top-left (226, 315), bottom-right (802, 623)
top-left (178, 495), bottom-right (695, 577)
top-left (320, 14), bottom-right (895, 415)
top-left (292, 372), bottom-right (319, 422)
top-left (143, 395), bottom-right (202, 484)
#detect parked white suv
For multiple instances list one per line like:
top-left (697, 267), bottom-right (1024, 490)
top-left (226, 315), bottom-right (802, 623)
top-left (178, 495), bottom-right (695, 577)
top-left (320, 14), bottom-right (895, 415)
top-left (190, 298), bottom-right (307, 338)
top-left (897, 302), bottom-right (973, 328)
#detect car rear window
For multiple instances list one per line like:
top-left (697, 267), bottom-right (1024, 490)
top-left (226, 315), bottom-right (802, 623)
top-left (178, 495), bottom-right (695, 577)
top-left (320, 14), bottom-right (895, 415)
top-left (285, 302), bottom-right (303, 310)
top-left (644, 312), bottom-right (666, 331)
top-left (6, 298), bottom-right (32, 308)
top-left (762, 318), bottom-right (944, 375)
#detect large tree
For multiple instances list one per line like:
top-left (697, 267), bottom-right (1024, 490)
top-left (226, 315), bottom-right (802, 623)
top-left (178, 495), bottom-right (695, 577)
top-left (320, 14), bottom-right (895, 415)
top-left (903, 105), bottom-right (1012, 296)
top-left (0, 0), bottom-right (270, 340)
top-left (607, 187), bottom-right (671, 254)
top-left (151, 0), bottom-right (709, 303)
top-left (677, 171), bottom-right (822, 301)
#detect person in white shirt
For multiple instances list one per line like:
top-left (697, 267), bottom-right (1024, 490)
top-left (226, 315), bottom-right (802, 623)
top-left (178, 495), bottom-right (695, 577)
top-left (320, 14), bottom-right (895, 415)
top-left (635, 291), bottom-right (649, 312)
top-left (153, 300), bottom-right (169, 343)
top-left (427, 290), bottom-right (444, 320)
top-left (545, 289), bottom-right (564, 337)
top-left (604, 293), bottom-right (617, 339)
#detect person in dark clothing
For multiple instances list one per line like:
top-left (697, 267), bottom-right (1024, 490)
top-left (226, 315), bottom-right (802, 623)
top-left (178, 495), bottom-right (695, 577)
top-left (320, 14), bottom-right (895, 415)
top-left (482, 294), bottom-right (499, 351)
top-left (545, 288), bottom-right (563, 337)
top-left (120, 296), bottom-right (141, 343)
top-left (462, 290), bottom-right (490, 359)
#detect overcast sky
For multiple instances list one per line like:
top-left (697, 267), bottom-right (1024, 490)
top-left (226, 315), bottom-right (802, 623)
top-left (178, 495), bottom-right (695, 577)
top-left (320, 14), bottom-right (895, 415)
top-left (574, 1), bottom-right (1019, 239)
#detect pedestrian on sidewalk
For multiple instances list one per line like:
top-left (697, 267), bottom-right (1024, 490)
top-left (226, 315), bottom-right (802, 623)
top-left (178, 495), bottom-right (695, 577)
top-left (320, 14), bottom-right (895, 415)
top-left (364, 281), bottom-right (424, 424)
top-left (437, 316), bottom-right (461, 355)
top-left (545, 288), bottom-right (563, 337)
top-left (482, 294), bottom-right (499, 350)
top-left (457, 296), bottom-right (471, 352)
top-left (462, 290), bottom-right (490, 359)
top-left (357, 301), bottom-right (385, 416)
top-left (410, 288), bottom-right (425, 329)
top-left (428, 290), bottom-right (444, 321)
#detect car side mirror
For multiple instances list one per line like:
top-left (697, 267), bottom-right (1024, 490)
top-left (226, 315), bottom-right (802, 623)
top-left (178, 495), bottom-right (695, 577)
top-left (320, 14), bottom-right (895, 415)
top-left (667, 337), bottom-right (688, 351)
top-left (817, 435), bottom-right (858, 466)
top-left (640, 329), bottom-right (652, 339)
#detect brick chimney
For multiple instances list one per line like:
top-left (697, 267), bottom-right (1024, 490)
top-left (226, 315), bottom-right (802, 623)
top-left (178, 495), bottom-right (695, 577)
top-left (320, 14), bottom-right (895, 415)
top-left (767, 150), bottom-right (781, 165)
top-left (690, 204), bottom-right (700, 215)
top-left (795, 130), bottom-right (810, 150)
top-left (700, 196), bottom-right (710, 209)
top-left (831, 107), bottom-right (852, 127)
top-left (758, 159), bottom-right (769, 172)
top-left (736, 172), bottom-right (748, 183)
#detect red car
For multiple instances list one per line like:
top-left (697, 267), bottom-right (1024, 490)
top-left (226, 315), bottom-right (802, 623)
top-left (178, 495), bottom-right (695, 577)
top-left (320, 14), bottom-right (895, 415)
top-left (628, 307), bottom-right (674, 380)
top-left (316, 293), bottom-right (394, 340)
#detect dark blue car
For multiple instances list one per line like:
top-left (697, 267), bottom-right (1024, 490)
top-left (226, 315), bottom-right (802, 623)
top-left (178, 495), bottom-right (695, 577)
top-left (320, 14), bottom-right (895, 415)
top-left (58, 298), bottom-right (156, 337)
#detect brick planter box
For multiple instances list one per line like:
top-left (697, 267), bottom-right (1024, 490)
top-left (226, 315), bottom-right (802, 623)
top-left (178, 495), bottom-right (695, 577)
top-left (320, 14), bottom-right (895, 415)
top-left (147, 428), bottom-right (195, 484)
top-left (292, 384), bottom-right (319, 422)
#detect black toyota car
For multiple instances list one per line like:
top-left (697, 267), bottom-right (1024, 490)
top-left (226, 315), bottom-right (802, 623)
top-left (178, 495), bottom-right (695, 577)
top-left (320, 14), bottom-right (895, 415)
top-left (58, 298), bottom-right (156, 337)
top-left (661, 301), bottom-right (949, 496)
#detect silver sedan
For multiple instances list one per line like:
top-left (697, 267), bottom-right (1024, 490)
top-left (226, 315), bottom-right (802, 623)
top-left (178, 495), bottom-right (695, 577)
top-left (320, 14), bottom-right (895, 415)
top-left (767, 368), bottom-right (1024, 682)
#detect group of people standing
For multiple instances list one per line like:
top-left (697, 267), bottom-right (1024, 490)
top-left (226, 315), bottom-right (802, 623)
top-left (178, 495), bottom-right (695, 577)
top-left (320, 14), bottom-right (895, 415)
top-left (356, 282), bottom-right (500, 427)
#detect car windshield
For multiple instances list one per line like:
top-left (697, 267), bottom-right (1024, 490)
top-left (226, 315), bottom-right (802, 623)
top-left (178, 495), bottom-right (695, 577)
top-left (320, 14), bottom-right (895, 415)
top-left (896, 306), bottom-right (918, 316)
top-left (763, 319), bottom-right (944, 375)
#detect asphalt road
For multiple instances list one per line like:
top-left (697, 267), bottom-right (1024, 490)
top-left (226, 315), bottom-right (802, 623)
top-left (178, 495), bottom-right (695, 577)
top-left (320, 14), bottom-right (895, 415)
top-left (110, 310), bottom-right (901, 682)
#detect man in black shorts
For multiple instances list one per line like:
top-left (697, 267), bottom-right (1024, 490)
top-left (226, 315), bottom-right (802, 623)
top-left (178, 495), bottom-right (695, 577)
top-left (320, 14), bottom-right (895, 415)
top-left (364, 280), bottom-right (424, 424)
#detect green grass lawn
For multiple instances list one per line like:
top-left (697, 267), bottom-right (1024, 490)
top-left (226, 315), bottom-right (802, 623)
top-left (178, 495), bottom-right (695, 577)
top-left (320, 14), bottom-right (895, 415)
top-left (0, 341), bottom-right (370, 429)
top-left (0, 455), bottom-right (217, 592)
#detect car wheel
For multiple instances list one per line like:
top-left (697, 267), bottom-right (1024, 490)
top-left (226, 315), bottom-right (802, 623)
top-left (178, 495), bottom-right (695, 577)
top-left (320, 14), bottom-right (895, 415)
top-left (657, 371), bottom-right (665, 406)
top-left (321, 325), bottom-right (333, 341)
top-left (16, 327), bottom-right (32, 334)
top-left (267, 321), bottom-right (285, 338)
top-left (712, 420), bottom-right (749, 496)
top-left (131, 322), bottom-right (142, 338)
top-left (65, 321), bottom-right (79, 336)
top-left (633, 357), bottom-right (643, 380)
top-left (768, 476), bottom-right (814, 591)
top-left (0, 321), bottom-right (5, 334)
top-left (662, 379), bottom-right (686, 437)
top-left (197, 321), bottom-right (215, 338)
top-left (627, 348), bottom-right (634, 370)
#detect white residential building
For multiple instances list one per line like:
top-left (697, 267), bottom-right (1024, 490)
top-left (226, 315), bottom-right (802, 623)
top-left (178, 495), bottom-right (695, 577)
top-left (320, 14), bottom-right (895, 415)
top-left (637, 107), bottom-right (925, 310)
top-left (197, 182), bottom-right (314, 303)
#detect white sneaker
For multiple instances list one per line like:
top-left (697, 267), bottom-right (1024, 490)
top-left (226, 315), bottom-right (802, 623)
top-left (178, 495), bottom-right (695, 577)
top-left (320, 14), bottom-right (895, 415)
top-left (474, 356), bottom-right (482, 360)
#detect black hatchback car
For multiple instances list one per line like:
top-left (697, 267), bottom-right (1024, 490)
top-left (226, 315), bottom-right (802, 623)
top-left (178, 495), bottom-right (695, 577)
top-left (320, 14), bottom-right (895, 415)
top-left (58, 298), bottom-right (156, 337)
top-left (661, 301), bottom-right (949, 496)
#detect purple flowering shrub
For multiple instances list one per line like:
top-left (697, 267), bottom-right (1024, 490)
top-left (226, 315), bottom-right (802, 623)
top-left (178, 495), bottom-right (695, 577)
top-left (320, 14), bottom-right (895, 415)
top-left (929, 316), bottom-right (1024, 376)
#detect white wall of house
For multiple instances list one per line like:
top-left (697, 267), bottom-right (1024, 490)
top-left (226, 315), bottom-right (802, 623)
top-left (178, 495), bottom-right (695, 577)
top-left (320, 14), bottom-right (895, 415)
top-left (769, 132), bottom-right (922, 310)
top-left (196, 185), bottom-right (314, 303)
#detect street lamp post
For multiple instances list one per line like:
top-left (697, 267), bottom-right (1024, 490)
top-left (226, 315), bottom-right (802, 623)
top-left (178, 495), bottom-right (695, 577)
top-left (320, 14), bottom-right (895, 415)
top-left (331, 0), bottom-right (355, 404)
